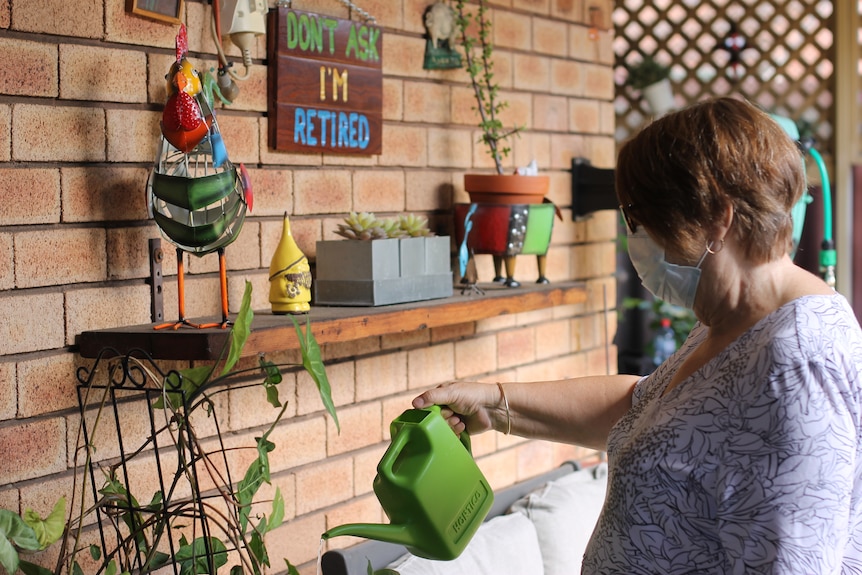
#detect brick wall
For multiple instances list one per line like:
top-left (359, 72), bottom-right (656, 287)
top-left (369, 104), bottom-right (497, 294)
top-left (0, 0), bottom-right (617, 572)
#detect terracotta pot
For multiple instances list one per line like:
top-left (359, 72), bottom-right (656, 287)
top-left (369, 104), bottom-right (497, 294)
top-left (464, 174), bottom-right (549, 204)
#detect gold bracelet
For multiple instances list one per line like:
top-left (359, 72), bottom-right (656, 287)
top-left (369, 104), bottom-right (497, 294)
top-left (496, 382), bottom-right (511, 435)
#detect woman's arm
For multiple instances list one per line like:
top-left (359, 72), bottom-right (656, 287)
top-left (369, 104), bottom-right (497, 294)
top-left (412, 375), bottom-right (640, 451)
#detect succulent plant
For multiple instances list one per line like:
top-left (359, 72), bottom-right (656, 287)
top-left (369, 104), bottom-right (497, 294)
top-left (334, 212), bottom-right (434, 240)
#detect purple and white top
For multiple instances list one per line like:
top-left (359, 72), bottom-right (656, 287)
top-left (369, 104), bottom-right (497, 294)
top-left (583, 294), bottom-right (862, 574)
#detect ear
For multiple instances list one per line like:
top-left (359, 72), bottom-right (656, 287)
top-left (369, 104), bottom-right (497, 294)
top-left (713, 202), bottom-right (734, 241)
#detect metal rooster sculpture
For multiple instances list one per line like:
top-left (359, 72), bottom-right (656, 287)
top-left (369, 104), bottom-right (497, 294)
top-left (148, 24), bottom-right (252, 329)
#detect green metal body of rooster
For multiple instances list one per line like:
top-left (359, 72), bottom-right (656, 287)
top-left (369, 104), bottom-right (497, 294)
top-left (147, 24), bottom-right (252, 329)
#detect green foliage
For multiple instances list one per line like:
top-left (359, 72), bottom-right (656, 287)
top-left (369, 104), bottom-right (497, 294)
top-left (625, 56), bottom-right (671, 90)
top-left (3, 281), bottom-right (335, 575)
top-left (454, 0), bottom-right (522, 175)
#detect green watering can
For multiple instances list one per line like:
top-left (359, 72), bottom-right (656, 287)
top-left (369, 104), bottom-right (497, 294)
top-left (322, 405), bottom-right (494, 561)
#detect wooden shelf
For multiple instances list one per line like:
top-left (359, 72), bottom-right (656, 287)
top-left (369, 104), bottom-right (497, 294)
top-left (76, 281), bottom-right (587, 361)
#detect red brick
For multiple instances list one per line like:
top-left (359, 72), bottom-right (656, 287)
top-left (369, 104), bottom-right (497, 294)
top-left (104, 0), bottom-right (175, 48)
top-left (15, 227), bottom-right (105, 288)
top-left (476, 448), bottom-right (519, 490)
top-left (0, 417), bottom-right (66, 484)
top-left (379, 124), bottom-right (427, 167)
top-left (0, 105), bottom-right (9, 161)
top-left (13, 104), bottom-right (105, 162)
top-left (62, 166), bottom-right (149, 223)
top-left (105, 109), bottom-right (160, 163)
top-left (583, 62), bottom-right (614, 100)
top-left (17, 352), bottom-right (81, 417)
top-left (266, 511), bottom-right (327, 568)
top-left (569, 98), bottom-right (601, 133)
top-left (406, 170), bottom-right (453, 212)
top-left (428, 127), bottom-right (472, 169)
top-left (293, 170), bottom-right (351, 215)
top-left (515, 0), bottom-right (551, 13)
top-left (513, 54), bottom-right (551, 91)
top-left (454, 334), bottom-right (497, 379)
top-left (404, 81), bottom-right (450, 124)
top-left (381, 34), bottom-right (425, 78)
top-left (0, 38), bottom-right (57, 97)
top-left (407, 343), bottom-right (454, 389)
top-left (60, 45), bottom-right (147, 103)
top-left (294, 457), bottom-right (354, 514)
top-left (533, 17), bottom-right (568, 56)
top-left (552, 0), bottom-right (583, 21)
top-left (13, 0), bottom-right (102, 38)
top-left (353, 170), bottom-right (406, 212)
top-left (355, 351), bottom-right (408, 402)
top-left (382, 78), bottom-right (403, 121)
top-left (0, 1), bottom-right (8, 28)
top-left (245, 168), bottom-right (294, 217)
top-left (0, 361), bottom-right (14, 420)
top-left (533, 94), bottom-right (569, 132)
top-left (0, 169), bottom-right (59, 225)
top-left (535, 318), bottom-right (573, 360)
top-left (214, 113), bottom-right (261, 166)
top-left (551, 59), bottom-right (583, 96)
top-left (65, 284), bottom-right (152, 345)
top-left (321, 336), bottom-right (381, 362)
top-left (493, 10), bottom-right (532, 51)
top-left (327, 402), bottom-right (383, 456)
top-left (268, 415), bottom-right (329, 473)
top-left (0, 293), bottom-right (63, 355)
top-left (548, 132), bottom-right (586, 169)
top-left (588, 134), bottom-right (616, 166)
top-left (497, 326), bottom-right (536, 369)
top-left (107, 227), bottom-right (160, 279)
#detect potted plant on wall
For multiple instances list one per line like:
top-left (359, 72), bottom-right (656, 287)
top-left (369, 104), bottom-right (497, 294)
top-left (454, 0), bottom-right (549, 204)
top-left (625, 55), bottom-right (675, 116)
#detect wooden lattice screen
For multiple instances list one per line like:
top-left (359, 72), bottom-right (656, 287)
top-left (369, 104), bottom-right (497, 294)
top-left (613, 0), bottom-right (836, 159)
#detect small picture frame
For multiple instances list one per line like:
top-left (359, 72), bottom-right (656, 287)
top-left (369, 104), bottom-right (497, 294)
top-left (126, 0), bottom-right (184, 25)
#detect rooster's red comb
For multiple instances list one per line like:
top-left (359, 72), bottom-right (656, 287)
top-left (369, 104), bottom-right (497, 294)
top-left (175, 24), bottom-right (188, 61)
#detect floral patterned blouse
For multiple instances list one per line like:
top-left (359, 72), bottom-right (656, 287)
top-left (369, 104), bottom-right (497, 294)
top-left (582, 294), bottom-right (862, 574)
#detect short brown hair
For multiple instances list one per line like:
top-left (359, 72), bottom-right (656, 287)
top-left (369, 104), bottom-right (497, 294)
top-left (616, 97), bottom-right (805, 263)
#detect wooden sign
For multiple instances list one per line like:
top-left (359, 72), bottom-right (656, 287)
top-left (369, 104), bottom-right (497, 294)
top-left (268, 8), bottom-right (383, 155)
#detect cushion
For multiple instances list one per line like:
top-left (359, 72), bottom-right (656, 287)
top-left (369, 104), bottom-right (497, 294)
top-left (384, 512), bottom-right (544, 575)
top-left (509, 463), bottom-right (608, 575)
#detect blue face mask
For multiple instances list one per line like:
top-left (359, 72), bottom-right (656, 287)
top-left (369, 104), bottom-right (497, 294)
top-left (626, 227), bottom-right (709, 309)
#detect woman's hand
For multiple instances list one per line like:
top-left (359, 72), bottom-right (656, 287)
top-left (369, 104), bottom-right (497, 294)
top-left (412, 381), bottom-right (503, 435)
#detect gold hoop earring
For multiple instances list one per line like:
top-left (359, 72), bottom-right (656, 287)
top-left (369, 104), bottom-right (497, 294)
top-left (706, 239), bottom-right (725, 255)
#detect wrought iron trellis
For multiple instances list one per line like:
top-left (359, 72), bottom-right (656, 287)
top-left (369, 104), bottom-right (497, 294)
top-left (74, 348), bottom-right (252, 575)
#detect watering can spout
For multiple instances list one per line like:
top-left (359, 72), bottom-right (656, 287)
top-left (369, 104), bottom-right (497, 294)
top-left (322, 522), bottom-right (412, 547)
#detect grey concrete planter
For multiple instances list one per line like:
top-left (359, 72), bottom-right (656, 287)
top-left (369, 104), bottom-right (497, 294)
top-left (315, 236), bottom-right (453, 306)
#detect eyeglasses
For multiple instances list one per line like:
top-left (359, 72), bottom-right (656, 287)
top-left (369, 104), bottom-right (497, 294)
top-left (619, 204), bottom-right (639, 233)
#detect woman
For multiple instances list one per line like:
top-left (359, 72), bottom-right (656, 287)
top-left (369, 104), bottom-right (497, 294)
top-left (413, 98), bottom-right (862, 573)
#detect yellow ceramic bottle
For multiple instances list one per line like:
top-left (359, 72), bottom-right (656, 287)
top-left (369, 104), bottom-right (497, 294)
top-left (269, 213), bottom-right (312, 313)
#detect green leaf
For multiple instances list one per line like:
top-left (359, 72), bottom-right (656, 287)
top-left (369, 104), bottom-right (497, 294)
top-left (0, 510), bottom-right (41, 573)
top-left (88, 544), bottom-right (100, 561)
top-left (153, 365), bottom-right (213, 410)
top-left (260, 358), bottom-right (283, 408)
top-left (105, 560), bottom-right (117, 575)
top-left (222, 281), bottom-right (254, 377)
top-left (18, 560), bottom-right (54, 575)
top-left (248, 521), bottom-right (269, 570)
top-left (175, 537), bottom-right (228, 575)
top-left (267, 488), bottom-right (284, 532)
top-left (284, 559), bottom-right (301, 575)
top-left (71, 561), bottom-right (84, 575)
top-left (291, 316), bottom-right (339, 433)
top-left (0, 533), bottom-right (20, 575)
top-left (22, 497), bottom-right (66, 549)
top-left (230, 566), bottom-right (243, 575)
